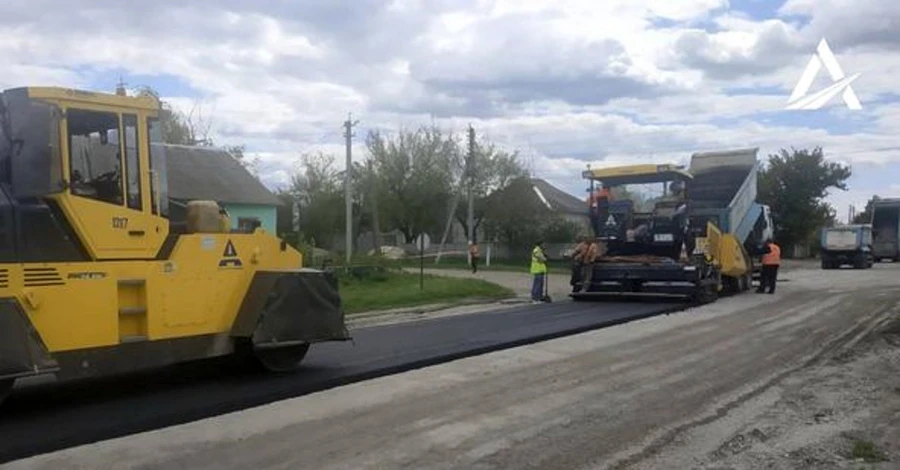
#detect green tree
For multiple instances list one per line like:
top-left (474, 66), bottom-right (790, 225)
top-left (289, 151), bottom-right (345, 248)
top-left (454, 138), bottom-right (528, 238)
top-left (758, 147), bottom-right (851, 252)
top-left (541, 214), bottom-right (583, 243)
top-left (481, 176), bottom-right (550, 258)
top-left (365, 126), bottom-right (459, 243)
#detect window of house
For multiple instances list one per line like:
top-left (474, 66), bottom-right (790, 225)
top-left (238, 217), bottom-right (261, 232)
top-left (67, 109), bottom-right (123, 206)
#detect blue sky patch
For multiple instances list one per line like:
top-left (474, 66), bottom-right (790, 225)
top-left (80, 66), bottom-right (201, 98)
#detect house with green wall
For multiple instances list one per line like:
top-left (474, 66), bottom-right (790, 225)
top-left (164, 144), bottom-right (280, 233)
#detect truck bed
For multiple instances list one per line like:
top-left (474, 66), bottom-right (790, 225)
top-left (688, 148), bottom-right (759, 239)
top-left (872, 201), bottom-right (900, 259)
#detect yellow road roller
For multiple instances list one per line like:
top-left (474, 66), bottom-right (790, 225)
top-left (0, 86), bottom-right (350, 406)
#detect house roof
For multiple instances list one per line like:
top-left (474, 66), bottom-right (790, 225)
top-left (530, 178), bottom-right (586, 215)
top-left (163, 144), bottom-right (281, 206)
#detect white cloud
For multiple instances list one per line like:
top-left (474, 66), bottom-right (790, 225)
top-left (0, 0), bottom-right (896, 218)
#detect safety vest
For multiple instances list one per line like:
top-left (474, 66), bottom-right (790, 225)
top-left (761, 243), bottom-right (781, 265)
top-left (531, 246), bottom-right (547, 274)
top-left (586, 188), bottom-right (612, 206)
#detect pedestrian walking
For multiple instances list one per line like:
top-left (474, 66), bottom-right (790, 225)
top-left (531, 240), bottom-right (548, 303)
top-left (469, 241), bottom-right (480, 273)
top-left (757, 238), bottom-right (781, 294)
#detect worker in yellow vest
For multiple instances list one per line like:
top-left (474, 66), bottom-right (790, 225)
top-left (757, 238), bottom-right (781, 294)
top-left (530, 241), bottom-right (548, 303)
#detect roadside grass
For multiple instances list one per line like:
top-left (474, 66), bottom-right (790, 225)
top-left (339, 270), bottom-right (516, 315)
top-left (850, 439), bottom-right (888, 463)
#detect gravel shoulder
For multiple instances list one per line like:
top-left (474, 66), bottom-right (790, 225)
top-left (7, 262), bottom-right (898, 470)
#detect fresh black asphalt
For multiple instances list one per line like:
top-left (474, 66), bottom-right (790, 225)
top-left (0, 298), bottom-right (686, 464)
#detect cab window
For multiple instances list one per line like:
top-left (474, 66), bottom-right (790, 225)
top-left (67, 109), bottom-right (123, 206)
top-left (123, 114), bottom-right (142, 210)
top-left (147, 117), bottom-right (169, 217)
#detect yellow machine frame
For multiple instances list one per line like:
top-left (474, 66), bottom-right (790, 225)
top-left (0, 87), bottom-right (349, 403)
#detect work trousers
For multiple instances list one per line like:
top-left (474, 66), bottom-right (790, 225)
top-left (570, 261), bottom-right (583, 292)
top-left (580, 262), bottom-right (593, 292)
top-left (531, 273), bottom-right (546, 301)
top-left (758, 264), bottom-right (779, 293)
top-left (471, 256), bottom-right (479, 273)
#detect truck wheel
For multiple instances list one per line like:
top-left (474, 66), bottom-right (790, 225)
top-left (693, 281), bottom-right (718, 304)
top-left (251, 343), bottom-right (311, 373)
top-left (0, 379), bottom-right (13, 406)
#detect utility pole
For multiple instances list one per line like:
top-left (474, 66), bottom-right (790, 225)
top-left (466, 125), bottom-right (476, 265)
top-left (343, 114), bottom-right (359, 266)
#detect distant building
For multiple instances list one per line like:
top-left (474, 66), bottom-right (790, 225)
top-left (529, 178), bottom-right (590, 230)
top-left (164, 144), bottom-right (281, 233)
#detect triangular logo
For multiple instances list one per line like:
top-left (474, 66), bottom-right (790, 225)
top-left (605, 215), bottom-right (616, 226)
top-left (223, 240), bottom-right (237, 257)
top-left (786, 38), bottom-right (861, 110)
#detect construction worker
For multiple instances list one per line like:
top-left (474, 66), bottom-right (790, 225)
top-left (580, 238), bottom-right (600, 292)
top-left (468, 241), bottom-right (480, 274)
top-left (530, 240), bottom-right (548, 303)
top-left (757, 238), bottom-right (781, 294)
top-left (569, 236), bottom-right (590, 292)
top-left (586, 183), bottom-right (613, 207)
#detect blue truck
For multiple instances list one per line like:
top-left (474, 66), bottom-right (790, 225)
top-left (820, 224), bottom-right (874, 269)
top-left (872, 198), bottom-right (900, 262)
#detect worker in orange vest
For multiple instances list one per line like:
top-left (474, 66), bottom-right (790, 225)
top-left (586, 184), bottom-right (613, 207)
top-left (757, 238), bottom-right (781, 294)
top-left (468, 241), bottom-right (480, 274)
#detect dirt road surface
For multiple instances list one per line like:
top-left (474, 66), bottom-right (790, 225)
top-left (7, 262), bottom-right (899, 470)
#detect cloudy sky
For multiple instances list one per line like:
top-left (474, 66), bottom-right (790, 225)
top-left (2, 0), bottom-right (898, 221)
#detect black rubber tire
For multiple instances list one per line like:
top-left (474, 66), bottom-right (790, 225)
top-left (251, 343), bottom-right (311, 373)
top-left (0, 379), bottom-right (13, 407)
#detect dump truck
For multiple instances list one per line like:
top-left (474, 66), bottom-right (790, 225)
top-left (871, 198), bottom-right (900, 262)
top-left (572, 147), bottom-right (772, 303)
top-left (0, 86), bottom-right (351, 406)
top-left (686, 148), bottom-right (774, 285)
top-left (820, 224), bottom-right (873, 269)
